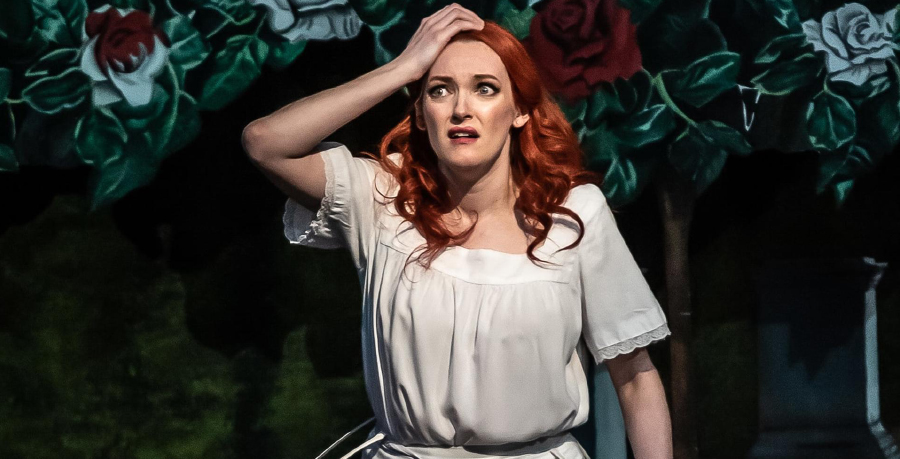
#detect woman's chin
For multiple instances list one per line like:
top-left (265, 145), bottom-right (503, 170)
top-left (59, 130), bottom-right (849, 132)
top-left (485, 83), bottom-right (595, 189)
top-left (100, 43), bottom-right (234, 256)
top-left (438, 149), bottom-right (489, 170)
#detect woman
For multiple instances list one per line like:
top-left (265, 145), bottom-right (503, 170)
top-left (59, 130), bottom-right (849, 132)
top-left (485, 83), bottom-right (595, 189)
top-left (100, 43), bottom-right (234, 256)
top-left (242, 4), bottom-right (673, 458)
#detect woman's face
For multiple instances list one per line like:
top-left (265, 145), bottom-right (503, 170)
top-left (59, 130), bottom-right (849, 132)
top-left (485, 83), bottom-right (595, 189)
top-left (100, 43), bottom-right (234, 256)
top-left (416, 39), bottom-right (529, 175)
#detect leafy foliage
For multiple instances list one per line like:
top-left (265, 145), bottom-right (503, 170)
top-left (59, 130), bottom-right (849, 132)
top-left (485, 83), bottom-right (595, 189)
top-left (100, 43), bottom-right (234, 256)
top-left (3, 0), bottom-right (897, 207)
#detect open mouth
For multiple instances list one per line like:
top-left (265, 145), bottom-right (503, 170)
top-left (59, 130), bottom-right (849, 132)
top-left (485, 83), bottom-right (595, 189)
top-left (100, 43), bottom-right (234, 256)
top-left (448, 127), bottom-right (479, 140)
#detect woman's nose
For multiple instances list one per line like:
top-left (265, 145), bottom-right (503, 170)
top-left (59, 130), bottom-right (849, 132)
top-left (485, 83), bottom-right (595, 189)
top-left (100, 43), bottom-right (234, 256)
top-left (451, 94), bottom-right (471, 121)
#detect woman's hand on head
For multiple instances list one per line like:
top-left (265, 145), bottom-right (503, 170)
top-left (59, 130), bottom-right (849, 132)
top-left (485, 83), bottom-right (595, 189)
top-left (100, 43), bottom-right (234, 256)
top-left (392, 4), bottom-right (485, 83)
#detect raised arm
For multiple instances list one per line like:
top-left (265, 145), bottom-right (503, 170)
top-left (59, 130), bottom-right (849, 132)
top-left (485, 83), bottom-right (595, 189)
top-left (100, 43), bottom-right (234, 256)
top-left (241, 4), bottom-right (485, 209)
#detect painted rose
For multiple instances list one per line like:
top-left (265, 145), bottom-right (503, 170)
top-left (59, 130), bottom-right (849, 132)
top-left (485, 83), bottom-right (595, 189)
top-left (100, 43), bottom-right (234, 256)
top-left (524, 0), bottom-right (642, 101)
top-left (248, 0), bottom-right (362, 42)
top-left (79, 5), bottom-right (171, 107)
top-left (802, 3), bottom-right (899, 86)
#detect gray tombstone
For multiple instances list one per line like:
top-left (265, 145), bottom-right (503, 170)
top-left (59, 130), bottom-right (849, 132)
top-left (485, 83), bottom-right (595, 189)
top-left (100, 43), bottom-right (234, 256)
top-left (748, 257), bottom-right (899, 459)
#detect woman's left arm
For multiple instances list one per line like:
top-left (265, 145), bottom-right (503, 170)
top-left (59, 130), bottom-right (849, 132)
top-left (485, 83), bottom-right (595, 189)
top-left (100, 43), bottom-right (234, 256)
top-left (606, 348), bottom-right (673, 459)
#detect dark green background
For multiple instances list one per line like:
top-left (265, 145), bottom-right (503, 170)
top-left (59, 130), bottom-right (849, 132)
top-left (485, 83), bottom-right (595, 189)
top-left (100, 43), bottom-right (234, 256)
top-left (2, 26), bottom-right (899, 459)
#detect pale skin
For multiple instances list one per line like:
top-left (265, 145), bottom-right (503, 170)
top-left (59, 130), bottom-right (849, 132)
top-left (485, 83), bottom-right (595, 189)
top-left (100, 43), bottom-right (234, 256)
top-left (241, 4), bottom-right (671, 457)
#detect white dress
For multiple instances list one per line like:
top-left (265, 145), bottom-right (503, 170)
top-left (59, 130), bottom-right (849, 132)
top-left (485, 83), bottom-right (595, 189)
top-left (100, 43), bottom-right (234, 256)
top-left (283, 144), bottom-right (671, 458)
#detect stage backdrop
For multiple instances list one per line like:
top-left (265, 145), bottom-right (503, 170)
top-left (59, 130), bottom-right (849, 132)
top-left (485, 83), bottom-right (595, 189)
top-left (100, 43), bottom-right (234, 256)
top-left (1, 0), bottom-right (899, 458)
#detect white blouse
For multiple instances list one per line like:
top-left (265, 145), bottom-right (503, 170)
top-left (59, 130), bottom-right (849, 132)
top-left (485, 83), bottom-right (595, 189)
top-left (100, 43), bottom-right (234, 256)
top-left (283, 144), bottom-right (671, 458)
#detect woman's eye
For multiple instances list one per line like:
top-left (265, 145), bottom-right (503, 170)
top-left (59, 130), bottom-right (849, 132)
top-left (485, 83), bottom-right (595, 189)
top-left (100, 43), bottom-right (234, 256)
top-left (477, 84), bottom-right (498, 95)
top-left (428, 86), bottom-right (448, 97)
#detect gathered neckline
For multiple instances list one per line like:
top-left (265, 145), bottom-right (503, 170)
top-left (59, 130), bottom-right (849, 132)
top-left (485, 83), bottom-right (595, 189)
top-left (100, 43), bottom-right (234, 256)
top-left (445, 244), bottom-right (531, 258)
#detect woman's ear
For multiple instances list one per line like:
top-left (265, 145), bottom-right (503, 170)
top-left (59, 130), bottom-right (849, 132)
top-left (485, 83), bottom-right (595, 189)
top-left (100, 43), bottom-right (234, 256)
top-left (513, 112), bottom-right (530, 128)
top-left (414, 100), bottom-right (426, 131)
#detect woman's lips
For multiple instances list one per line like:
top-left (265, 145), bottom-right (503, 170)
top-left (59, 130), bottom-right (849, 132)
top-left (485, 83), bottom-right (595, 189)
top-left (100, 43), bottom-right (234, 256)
top-left (448, 127), bottom-right (479, 145)
top-left (450, 136), bottom-right (477, 145)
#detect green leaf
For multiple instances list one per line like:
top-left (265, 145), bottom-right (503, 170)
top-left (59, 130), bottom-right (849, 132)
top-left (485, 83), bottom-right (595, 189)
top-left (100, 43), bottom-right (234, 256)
top-left (558, 98), bottom-right (587, 141)
top-left (496, 1), bottom-right (536, 40)
top-left (892, 6), bottom-right (900, 43)
top-left (665, 51), bottom-right (740, 107)
top-left (165, 92), bottom-right (201, 153)
top-left (806, 90), bottom-right (856, 151)
top-left (369, 11), bottom-right (409, 66)
top-left (629, 70), bottom-right (654, 109)
top-left (584, 84), bottom-right (625, 128)
top-left (347, 0), bottom-right (410, 26)
top-left (88, 151), bottom-right (159, 210)
top-left (0, 68), bottom-right (10, 100)
top-left (162, 15), bottom-right (211, 72)
top-left (600, 153), bottom-right (660, 208)
top-left (73, 64), bottom-right (200, 209)
top-left (828, 74), bottom-right (892, 103)
top-left (31, 0), bottom-right (88, 48)
top-left (855, 77), bottom-right (900, 156)
top-left (0, 103), bottom-right (15, 172)
top-left (74, 107), bottom-right (127, 168)
top-left (751, 53), bottom-right (821, 95)
top-left (816, 144), bottom-right (873, 204)
top-left (600, 157), bottom-right (639, 207)
top-left (583, 121), bottom-right (621, 172)
top-left (266, 40), bottom-right (307, 70)
top-left (559, 98), bottom-right (587, 123)
top-left (110, 85), bottom-right (170, 131)
top-left (617, 0), bottom-right (663, 24)
top-left (24, 48), bottom-right (80, 78)
top-left (198, 35), bottom-right (268, 111)
top-left (615, 104), bottom-right (676, 148)
top-left (749, 0), bottom-right (801, 31)
top-left (667, 124), bottom-right (730, 194)
top-left (72, 106), bottom-right (153, 210)
top-left (110, 64), bottom-right (186, 162)
top-left (201, 0), bottom-right (258, 28)
top-left (754, 33), bottom-right (809, 65)
top-left (22, 67), bottom-right (92, 114)
top-left (699, 120), bottom-right (752, 155)
top-left (770, 0), bottom-right (801, 30)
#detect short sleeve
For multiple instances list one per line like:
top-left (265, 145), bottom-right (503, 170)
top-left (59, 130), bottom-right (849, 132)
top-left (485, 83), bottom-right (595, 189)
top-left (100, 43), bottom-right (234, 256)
top-left (283, 143), bottom-right (380, 267)
top-left (575, 185), bottom-right (671, 364)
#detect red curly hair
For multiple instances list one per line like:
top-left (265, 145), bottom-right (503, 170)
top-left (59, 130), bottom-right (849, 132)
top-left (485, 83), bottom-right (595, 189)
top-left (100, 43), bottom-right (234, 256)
top-left (373, 21), bottom-right (600, 268)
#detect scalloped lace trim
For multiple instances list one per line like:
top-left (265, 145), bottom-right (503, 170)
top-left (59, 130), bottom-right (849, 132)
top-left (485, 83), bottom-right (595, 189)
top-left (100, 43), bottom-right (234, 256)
top-left (300, 193), bottom-right (333, 245)
top-left (595, 323), bottom-right (671, 362)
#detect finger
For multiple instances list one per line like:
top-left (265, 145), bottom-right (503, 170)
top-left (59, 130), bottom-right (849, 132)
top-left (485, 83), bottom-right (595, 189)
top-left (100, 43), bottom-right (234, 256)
top-left (422, 3), bottom-right (460, 26)
top-left (412, 5), bottom-right (456, 41)
top-left (431, 8), bottom-right (480, 33)
top-left (409, 5), bottom-right (480, 51)
top-left (436, 18), bottom-right (483, 41)
top-left (442, 4), bottom-right (484, 26)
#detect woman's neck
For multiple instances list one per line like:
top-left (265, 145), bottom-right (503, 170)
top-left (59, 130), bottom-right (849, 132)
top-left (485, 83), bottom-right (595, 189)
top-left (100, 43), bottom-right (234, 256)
top-left (440, 151), bottom-right (516, 220)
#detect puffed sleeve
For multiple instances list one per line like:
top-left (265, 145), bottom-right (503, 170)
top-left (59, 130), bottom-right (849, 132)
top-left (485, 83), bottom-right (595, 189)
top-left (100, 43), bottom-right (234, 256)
top-left (576, 185), bottom-right (671, 364)
top-left (283, 143), bottom-right (380, 268)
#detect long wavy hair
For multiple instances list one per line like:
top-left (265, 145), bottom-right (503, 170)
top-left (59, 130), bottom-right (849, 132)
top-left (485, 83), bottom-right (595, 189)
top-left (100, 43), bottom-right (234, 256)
top-left (372, 21), bottom-right (601, 268)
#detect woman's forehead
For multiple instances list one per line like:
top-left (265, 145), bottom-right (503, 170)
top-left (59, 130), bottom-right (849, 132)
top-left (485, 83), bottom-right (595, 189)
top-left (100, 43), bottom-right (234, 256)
top-left (428, 40), bottom-right (509, 81)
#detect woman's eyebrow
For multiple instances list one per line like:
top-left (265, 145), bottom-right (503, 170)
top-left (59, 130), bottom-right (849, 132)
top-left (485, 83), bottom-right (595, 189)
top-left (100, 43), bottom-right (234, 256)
top-left (427, 75), bottom-right (454, 83)
top-left (473, 74), bottom-right (499, 81)
top-left (427, 74), bottom-right (500, 83)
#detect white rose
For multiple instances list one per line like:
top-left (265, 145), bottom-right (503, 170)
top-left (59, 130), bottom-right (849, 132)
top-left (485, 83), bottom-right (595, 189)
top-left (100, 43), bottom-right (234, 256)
top-left (248, 0), bottom-right (362, 42)
top-left (802, 3), bottom-right (899, 86)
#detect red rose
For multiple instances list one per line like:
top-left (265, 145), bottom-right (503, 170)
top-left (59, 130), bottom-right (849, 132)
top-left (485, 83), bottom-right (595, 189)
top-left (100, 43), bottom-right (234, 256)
top-left (85, 7), bottom-right (169, 74)
top-left (525, 0), bottom-right (642, 101)
top-left (79, 5), bottom-right (171, 106)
